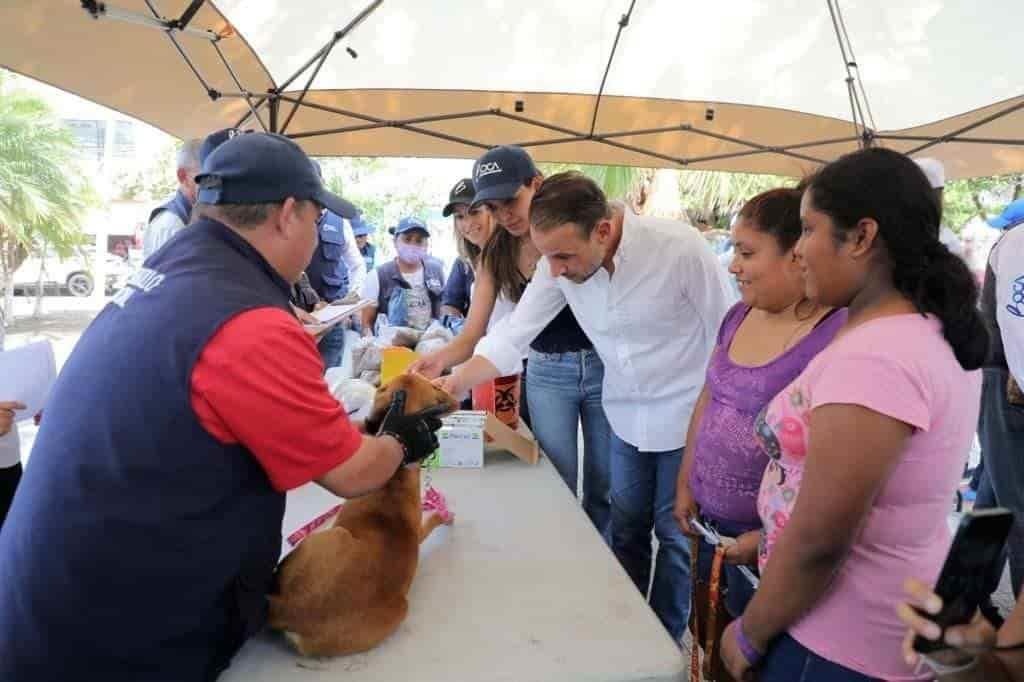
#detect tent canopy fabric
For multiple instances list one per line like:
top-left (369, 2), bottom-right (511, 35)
top-left (3, 0), bottom-right (1022, 178)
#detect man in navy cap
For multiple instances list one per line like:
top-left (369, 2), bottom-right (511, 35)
top-left (0, 132), bottom-right (444, 682)
top-left (306, 161), bottom-right (366, 368)
top-left (360, 216), bottom-right (446, 335)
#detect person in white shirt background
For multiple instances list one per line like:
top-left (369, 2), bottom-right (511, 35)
top-left (0, 323), bottom-right (25, 530)
top-left (976, 198), bottom-right (1024, 600)
top-left (439, 171), bottom-right (735, 641)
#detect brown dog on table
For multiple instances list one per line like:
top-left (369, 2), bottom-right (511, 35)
top-left (268, 373), bottom-right (458, 657)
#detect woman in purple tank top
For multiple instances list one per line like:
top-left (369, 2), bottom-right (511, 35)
top-left (674, 188), bottom-right (847, 673)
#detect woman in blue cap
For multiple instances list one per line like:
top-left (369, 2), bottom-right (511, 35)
top-left (359, 217), bottom-right (446, 334)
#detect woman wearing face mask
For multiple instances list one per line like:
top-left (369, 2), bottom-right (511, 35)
top-left (674, 188), bottom-right (847, 680)
top-left (719, 148), bottom-right (987, 681)
top-left (438, 178), bottom-right (499, 334)
top-left (359, 217), bottom-right (446, 335)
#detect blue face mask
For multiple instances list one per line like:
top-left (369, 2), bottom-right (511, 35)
top-left (396, 243), bottom-right (427, 263)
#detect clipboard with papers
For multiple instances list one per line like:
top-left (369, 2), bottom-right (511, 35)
top-left (303, 299), bottom-right (374, 334)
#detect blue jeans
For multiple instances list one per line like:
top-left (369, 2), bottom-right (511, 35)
top-left (694, 515), bottom-right (758, 618)
top-left (978, 367), bottom-right (1024, 596)
top-left (317, 324), bottom-right (347, 370)
top-left (759, 634), bottom-right (879, 681)
top-left (609, 434), bottom-right (690, 641)
top-left (526, 349), bottom-right (612, 537)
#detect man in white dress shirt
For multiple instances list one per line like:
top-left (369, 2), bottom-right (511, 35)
top-left (440, 172), bottom-right (734, 640)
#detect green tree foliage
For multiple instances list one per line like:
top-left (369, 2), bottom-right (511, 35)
top-left (0, 72), bottom-right (92, 319)
top-left (115, 139), bottom-right (179, 201)
top-left (537, 162), bottom-right (645, 201)
top-left (943, 173), bottom-right (1024, 231)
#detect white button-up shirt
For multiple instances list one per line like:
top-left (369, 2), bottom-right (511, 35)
top-left (476, 207), bottom-right (735, 451)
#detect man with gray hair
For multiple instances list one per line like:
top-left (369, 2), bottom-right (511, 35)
top-left (142, 138), bottom-right (202, 257)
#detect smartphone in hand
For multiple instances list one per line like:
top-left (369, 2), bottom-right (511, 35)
top-left (913, 508), bottom-right (1014, 654)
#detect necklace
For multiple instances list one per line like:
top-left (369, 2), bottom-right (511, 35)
top-left (779, 301), bottom-right (823, 353)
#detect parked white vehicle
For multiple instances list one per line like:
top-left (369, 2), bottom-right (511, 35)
top-left (12, 249), bottom-right (132, 297)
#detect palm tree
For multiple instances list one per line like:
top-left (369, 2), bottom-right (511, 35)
top-left (678, 170), bottom-right (794, 229)
top-left (539, 161), bottom-right (793, 228)
top-left (0, 71), bottom-right (90, 321)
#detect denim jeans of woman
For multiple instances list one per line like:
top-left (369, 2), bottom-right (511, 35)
top-left (526, 349), bottom-right (611, 538)
top-left (608, 434), bottom-right (690, 641)
top-left (758, 634), bottom-right (880, 681)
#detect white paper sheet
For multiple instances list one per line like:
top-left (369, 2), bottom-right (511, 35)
top-left (311, 299), bottom-right (373, 324)
top-left (0, 340), bottom-right (56, 422)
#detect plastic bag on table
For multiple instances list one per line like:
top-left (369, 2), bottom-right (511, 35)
top-left (414, 337), bottom-right (449, 356)
top-left (331, 378), bottom-right (377, 420)
top-left (359, 370), bottom-right (381, 387)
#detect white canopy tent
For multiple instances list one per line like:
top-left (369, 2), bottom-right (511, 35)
top-left (3, 0), bottom-right (1022, 178)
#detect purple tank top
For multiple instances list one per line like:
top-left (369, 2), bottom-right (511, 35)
top-left (689, 302), bottom-right (847, 528)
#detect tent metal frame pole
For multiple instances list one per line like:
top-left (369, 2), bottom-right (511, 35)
top-left (588, 0), bottom-right (636, 137)
top-left (827, 0), bottom-right (874, 147)
top-left (81, 0), bottom-right (258, 103)
top-left (279, 41), bottom-right (338, 134)
top-left (211, 41), bottom-right (268, 132)
top-left (80, 1), bottom-right (220, 40)
top-left (685, 127), bottom-right (826, 164)
top-left (877, 134), bottom-right (1024, 146)
top-left (597, 138), bottom-right (686, 166)
top-left (164, 28), bottom-right (217, 99)
top-left (283, 102), bottom-right (491, 149)
top-left (905, 97), bottom-right (1024, 155)
top-left (234, 0), bottom-right (383, 131)
top-left (173, 0), bottom-right (206, 30)
top-left (268, 98), bottom-right (279, 133)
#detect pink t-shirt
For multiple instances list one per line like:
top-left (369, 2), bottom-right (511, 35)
top-left (755, 314), bottom-right (981, 680)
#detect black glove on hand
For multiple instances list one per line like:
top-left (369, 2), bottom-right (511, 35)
top-left (376, 390), bottom-right (445, 465)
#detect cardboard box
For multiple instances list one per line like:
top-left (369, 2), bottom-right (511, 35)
top-left (436, 410), bottom-right (539, 467)
top-left (438, 423), bottom-right (485, 468)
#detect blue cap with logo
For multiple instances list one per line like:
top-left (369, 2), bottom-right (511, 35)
top-left (199, 128), bottom-right (245, 165)
top-left (471, 145), bottom-right (539, 206)
top-left (389, 216), bottom-right (430, 237)
top-left (195, 132), bottom-right (358, 219)
top-left (443, 177), bottom-right (476, 217)
top-left (350, 214), bottom-right (373, 237)
top-left (989, 198), bottom-right (1024, 231)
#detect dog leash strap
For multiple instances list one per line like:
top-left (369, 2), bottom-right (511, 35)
top-left (286, 503), bottom-right (343, 548)
top-left (703, 544), bottom-right (727, 680)
top-left (690, 535), bottom-right (702, 682)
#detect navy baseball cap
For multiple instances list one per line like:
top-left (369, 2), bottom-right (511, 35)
top-left (195, 133), bottom-right (358, 219)
top-left (443, 177), bottom-right (476, 217)
top-left (350, 215), bottom-right (373, 237)
top-left (471, 145), bottom-right (539, 206)
top-left (389, 216), bottom-right (430, 237)
top-left (199, 127), bottom-right (245, 165)
top-left (989, 198), bottom-right (1024, 230)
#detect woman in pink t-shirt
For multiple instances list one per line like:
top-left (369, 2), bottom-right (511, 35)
top-left (720, 147), bottom-right (989, 681)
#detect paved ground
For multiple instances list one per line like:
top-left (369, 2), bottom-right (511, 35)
top-left (3, 293), bottom-right (1018, 665)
